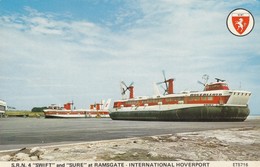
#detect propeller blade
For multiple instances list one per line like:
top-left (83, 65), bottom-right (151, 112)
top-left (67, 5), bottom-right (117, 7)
top-left (197, 80), bottom-right (205, 86)
top-left (160, 85), bottom-right (167, 95)
top-left (162, 70), bottom-right (168, 90)
top-left (202, 74), bottom-right (209, 83)
top-left (165, 81), bottom-right (168, 90)
top-left (121, 81), bottom-right (128, 88)
top-left (162, 70), bottom-right (166, 81)
top-left (122, 88), bottom-right (127, 95)
top-left (129, 81), bottom-right (134, 87)
top-left (156, 81), bottom-right (165, 85)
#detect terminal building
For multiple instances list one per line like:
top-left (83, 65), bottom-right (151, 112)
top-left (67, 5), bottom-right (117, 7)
top-left (0, 99), bottom-right (7, 117)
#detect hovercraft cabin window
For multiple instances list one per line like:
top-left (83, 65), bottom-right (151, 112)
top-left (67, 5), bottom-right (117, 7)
top-left (208, 96), bottom-right (213, 100)
top-left (165, 97), bottom-right (180, 102)
top-left (125, 101), bottom-right (138, 105)
top-left (202, 96), bottom-right (207, 100)
top-left (189, 96), bottom-right (200, 101)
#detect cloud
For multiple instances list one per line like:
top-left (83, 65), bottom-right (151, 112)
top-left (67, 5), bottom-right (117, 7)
top-left (0, 1), bottom-right (259, 114)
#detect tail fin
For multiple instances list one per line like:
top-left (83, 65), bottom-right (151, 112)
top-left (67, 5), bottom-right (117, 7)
top-left (103, 99), bottom-right (111, 110)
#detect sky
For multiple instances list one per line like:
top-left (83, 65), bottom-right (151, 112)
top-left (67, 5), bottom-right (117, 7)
top-left (0, 0), bottom-right (259, 115)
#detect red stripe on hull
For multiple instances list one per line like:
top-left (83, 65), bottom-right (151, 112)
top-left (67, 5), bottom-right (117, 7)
top-left (114, 95), bottom-right (230, 108)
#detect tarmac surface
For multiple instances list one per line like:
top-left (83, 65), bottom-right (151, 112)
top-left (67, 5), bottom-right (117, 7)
top-left (0, 116), bottom-right (260, 151)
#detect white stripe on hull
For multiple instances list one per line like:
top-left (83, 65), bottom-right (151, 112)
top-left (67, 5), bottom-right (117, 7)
top-left (44, 111), bottom-right (110, 118)
top-left (45, 114), bottom-right (110, 118)
top-left (85, 114), bottom-right (110, 118)
top-left (45, 114), bottom-right (86, 118)
top-left (110, 103), bottom-right (248, 112)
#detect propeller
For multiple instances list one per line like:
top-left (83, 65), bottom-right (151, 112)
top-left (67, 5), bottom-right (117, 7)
top-left (198, 74), bottom-right (209, 86)
top-left (197, 80), bottom-right (206, 86)
top-left (160, 85), bottom-right (168, 95)
top-left (121, 81), bottom-right (134, 95)
top-left (157, 70), bottom-right (175, 95)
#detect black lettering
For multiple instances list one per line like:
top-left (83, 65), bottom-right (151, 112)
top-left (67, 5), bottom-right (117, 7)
top-left (129, 163), bottom-right (175, 167)
top-left (34, 163), bottom-right (55, 167)
top-left (94, 163), bottom-right (124, 167)
top-left (233, 163), bottom-right (248, 167)
top-left (176, 163), bottom-right (209, 167)
top-left (57, 163), bottom-right (65, 167)
top-left (11, 163), bottom-right (26, 167)
top-left (66, 163), bottom-right (84, 167)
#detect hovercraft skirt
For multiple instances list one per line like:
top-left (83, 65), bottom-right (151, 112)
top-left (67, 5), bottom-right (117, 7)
top-left (109, 106), bottom-right (250, 121)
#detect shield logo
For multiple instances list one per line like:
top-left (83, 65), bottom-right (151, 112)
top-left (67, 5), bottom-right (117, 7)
top-left (226, 8), bottom-right (254, 37)
top-left (232, 15), bottom-right (249, 34)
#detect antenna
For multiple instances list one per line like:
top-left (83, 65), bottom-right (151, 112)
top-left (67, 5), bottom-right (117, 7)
top-left (198, 74), bottom-right (209, 86)
top-left (215, 78), bottom-right (225, 82)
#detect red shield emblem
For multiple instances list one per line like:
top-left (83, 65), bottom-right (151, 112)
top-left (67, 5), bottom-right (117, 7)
top-left (227, 9), bottom-right (254, 36)
top-left (232, 15), bottom-right (249, 34)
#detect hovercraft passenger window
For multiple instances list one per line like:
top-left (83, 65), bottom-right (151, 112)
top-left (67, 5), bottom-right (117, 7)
top-left (208, 96), bottom-right (213, 100)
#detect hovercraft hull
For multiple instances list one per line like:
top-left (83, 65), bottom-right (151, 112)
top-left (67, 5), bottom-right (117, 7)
top-left (109, 106), bottom-right (250, 121)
